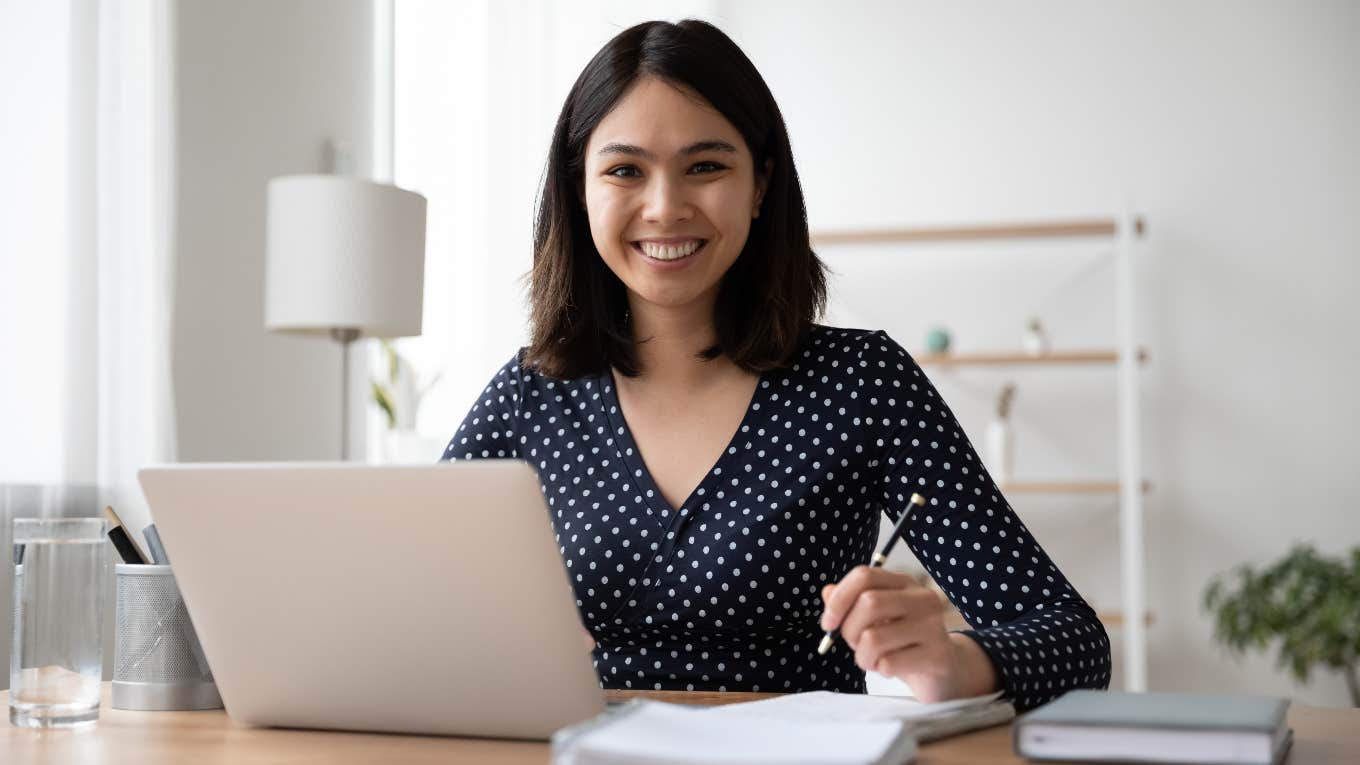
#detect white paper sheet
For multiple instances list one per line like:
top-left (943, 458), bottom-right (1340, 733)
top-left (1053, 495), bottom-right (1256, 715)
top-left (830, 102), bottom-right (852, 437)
top-left (552, 700), bottom-right (918, 765)
top-left (709, 690), bottom-right (1004, 723)
top-left (707, 691), bottom-right (1015, 742)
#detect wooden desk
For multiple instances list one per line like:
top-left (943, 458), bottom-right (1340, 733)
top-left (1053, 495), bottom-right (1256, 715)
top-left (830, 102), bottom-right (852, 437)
top-left (2, 685), bottom-right (1355, 764)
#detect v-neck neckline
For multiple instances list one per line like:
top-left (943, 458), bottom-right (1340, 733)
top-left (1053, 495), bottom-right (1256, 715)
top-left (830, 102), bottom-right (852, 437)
top-left (599, 367), bottom-right (768, 529)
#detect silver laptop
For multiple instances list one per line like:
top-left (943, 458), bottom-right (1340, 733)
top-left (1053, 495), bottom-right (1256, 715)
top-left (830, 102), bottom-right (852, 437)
top-left (137, 460), bottom-right (605, 739)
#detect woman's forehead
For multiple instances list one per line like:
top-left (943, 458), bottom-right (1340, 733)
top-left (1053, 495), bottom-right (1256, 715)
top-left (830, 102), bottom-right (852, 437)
top-left (586, 76), bottom-right (747, 158)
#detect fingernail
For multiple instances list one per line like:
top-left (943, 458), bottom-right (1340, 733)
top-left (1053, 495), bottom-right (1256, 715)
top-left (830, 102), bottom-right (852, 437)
top-left (820, 613), bottom-right (836, 631)
top-left (875, 659), bottom-right (886, 674)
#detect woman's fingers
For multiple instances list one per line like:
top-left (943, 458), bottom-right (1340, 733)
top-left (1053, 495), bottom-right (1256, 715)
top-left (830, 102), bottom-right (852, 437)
top-left (852, 616), bottom-right (939, 673)
top-left (820, 565), bottom-right (920, 632)
top-left (873, 640), bottom-right (953, 680)
top-left (581, 627), bottom-right (596, 652)
top-left (837, 588), bottom-right (914, 648)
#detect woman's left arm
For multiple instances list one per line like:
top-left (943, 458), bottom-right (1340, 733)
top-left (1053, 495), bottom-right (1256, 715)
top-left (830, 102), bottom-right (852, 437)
top-left (825, 331), bottom-right (1112, 711)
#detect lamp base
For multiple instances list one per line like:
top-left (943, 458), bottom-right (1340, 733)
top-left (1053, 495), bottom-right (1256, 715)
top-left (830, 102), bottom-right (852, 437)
top-left (330, 328), bottom-right (361, 460)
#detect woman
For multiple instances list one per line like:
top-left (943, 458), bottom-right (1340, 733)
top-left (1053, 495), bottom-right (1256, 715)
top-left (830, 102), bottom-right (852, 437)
top-left (442, 19), bottom-right (1110, 711)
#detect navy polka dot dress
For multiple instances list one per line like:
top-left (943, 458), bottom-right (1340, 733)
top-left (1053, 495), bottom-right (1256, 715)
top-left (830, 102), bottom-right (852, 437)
top-left (441, 326), bottom-right (1111, 710)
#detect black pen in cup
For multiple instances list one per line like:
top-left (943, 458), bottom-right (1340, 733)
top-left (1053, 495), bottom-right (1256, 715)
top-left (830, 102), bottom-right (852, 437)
top-left (817, 492), bottom-right (926, 655)
top-left (103, 506), bottom-right (148, 565)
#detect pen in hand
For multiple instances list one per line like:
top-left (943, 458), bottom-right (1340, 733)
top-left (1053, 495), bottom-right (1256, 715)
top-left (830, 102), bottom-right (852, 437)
top-left (817, 492), bottom-right (926, 655)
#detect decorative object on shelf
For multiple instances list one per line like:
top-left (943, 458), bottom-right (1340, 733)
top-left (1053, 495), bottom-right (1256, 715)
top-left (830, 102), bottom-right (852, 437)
top-left (264, 173), bottom-right (428, 460)
top-left (1022, 317), bottom-right (1050, 356)
top-left (924, 326), bottom-right (952, 354)
top-left (1203, 544), bottom-right (1360, 706)
top-left (986, 383), bottom-right (1017, 485)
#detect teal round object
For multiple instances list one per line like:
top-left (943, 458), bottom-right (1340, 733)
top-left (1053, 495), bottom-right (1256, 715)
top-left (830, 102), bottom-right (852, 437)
top-left (925, 327), bottom-right (951, 353)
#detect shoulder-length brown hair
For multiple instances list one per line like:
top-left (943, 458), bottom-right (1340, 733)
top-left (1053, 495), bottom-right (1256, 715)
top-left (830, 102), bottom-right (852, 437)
top-left (524, 19), bottom-right (826, 380)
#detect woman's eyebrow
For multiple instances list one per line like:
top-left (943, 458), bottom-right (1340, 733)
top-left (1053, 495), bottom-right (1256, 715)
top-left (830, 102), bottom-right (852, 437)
top-left (595, 140), bottom-right (738, 159)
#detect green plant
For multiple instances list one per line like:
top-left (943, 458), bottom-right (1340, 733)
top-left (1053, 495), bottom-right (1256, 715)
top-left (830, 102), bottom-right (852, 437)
top-left (370, 339), bottom-right (440, 430)
top-left (1203, 545), bottom-right (1360, 705)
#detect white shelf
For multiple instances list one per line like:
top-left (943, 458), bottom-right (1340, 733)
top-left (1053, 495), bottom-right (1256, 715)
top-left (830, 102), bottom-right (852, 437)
top-left (819, 211), bottom-right (1150, 691)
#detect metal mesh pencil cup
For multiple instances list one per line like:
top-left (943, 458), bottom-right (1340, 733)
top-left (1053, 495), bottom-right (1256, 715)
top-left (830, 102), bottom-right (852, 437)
top-left (112, 564), bottom-right (222, 710)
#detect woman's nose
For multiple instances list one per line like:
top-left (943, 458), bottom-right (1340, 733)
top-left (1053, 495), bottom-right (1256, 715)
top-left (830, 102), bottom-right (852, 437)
top-left (641, 176), bottom-right (693, 225)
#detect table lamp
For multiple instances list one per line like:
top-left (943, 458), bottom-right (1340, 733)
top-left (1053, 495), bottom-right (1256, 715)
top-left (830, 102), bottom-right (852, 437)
top-left (265, 175), bottom-right (427, 460)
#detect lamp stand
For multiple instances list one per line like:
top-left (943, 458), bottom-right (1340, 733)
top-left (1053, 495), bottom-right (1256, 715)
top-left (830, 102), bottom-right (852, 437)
top-left (330, 328), bottom-right (361, 460)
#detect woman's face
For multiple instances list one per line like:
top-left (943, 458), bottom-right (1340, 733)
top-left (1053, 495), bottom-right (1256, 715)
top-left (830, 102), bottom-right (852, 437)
top-left (583, 76), bottom-right (766, 317)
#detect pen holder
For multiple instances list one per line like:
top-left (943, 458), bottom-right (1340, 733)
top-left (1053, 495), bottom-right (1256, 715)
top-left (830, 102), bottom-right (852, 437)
top-left (112, 564), bottom-right (223, 711)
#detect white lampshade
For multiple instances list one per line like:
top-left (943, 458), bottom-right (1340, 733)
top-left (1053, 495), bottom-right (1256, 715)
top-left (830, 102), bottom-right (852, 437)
top-left (265, 175), bottom-right (427, 338)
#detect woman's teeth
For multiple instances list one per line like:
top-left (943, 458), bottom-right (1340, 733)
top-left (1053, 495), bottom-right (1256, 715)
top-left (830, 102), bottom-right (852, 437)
top-left (638, 240), bottom-right (703, 261)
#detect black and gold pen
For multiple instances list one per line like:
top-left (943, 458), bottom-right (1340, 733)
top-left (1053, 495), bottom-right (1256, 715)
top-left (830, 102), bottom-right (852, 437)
top-left (102, 505), bottom-right (148, 565)
top-left (817, 492), bottom-right (926, 655)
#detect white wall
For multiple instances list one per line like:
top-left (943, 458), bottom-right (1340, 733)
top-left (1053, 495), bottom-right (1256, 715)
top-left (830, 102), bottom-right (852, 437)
top-left (173, 0), bottom-right (374, 462)
top-left (0, 1), bottom-right (81, 482)
top-left (719, 0), bottom-right (1359, 705)
top-left (163, 0), bottom-right (1358, 705)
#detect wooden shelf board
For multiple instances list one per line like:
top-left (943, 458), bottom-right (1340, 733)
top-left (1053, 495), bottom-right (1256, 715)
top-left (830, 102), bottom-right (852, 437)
top-left (1001, 480), bottom-right (1153, 496)
top-left (943, 609), bottom-right (1154, 631)
top-left (811, 217), bottom-right (1146, 246)
top-left (916, 348), bottom-right (1149, 366)
top-left (1099, 610), bottom-right (1156, 628)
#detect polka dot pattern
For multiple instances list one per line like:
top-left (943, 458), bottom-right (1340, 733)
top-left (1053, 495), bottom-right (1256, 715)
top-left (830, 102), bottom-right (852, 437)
top-left (442, 326), bottom-right (1111, 709)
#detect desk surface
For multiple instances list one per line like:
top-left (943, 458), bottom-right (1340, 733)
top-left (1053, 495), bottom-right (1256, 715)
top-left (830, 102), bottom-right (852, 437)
top-left (2, 685), bottom-right (1356, 764)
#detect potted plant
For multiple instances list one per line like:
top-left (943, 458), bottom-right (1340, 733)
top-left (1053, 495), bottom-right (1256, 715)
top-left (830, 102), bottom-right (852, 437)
top-left (370, 339), bottom-right (443, 463)
top-left (1203, 544), bottom-right (1360, 705)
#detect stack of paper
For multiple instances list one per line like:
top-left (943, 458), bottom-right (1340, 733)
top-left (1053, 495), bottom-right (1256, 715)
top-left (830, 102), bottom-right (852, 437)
top-left (714, 690), bottom-right (1014, 742)
top-left (551, 691), bottom-right (1013, 765)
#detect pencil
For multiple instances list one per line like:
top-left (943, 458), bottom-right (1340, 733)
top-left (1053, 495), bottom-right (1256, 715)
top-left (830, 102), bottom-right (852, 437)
top-left (143, 523), bottom-right (170, 565)
top-left (102, 506), bottom-right (148, 565)
top-left (817, 492), bottom-right (926, 655)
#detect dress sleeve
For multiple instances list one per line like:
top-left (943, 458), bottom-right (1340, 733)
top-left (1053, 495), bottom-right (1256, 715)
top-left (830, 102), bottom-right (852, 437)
top-left (860, 330), bottom-right (1111, 710)
top-left (440, 353), bottom-right (524, 462)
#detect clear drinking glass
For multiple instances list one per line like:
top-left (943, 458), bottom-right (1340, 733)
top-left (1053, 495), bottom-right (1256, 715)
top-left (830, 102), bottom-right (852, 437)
top-left (10, 518), bottom-right (106, 728)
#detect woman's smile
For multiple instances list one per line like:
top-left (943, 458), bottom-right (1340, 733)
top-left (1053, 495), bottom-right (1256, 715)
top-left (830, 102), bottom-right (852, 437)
top-left (632, 237), bottom-right (708, 266)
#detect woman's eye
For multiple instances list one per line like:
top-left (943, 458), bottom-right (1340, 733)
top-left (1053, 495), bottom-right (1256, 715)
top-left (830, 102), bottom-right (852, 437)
top-left (606, 165), bottom-right (640, 178)
top-left (689, 161), bottom-right (727, 174)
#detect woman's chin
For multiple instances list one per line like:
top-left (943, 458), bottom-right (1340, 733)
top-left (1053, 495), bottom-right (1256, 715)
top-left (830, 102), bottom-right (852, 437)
top-left (628, 284), bottom-right (717, 314)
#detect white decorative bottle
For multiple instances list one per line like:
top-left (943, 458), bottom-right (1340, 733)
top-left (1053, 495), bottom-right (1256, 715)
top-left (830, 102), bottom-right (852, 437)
top-left (1022, 317), bottom-right (1049, 356)
top-left (986, 383), bottom-right (1017, 485)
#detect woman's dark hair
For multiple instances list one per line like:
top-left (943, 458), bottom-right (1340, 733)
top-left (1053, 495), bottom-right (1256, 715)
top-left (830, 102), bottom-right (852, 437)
top-left (524, 19), bottom-right (826, 379)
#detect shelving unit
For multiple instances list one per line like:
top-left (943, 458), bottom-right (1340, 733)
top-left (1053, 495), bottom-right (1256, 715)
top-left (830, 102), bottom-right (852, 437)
top-left (814, 213), bottom-right (1150, 691)
top-left (943, 609), bottom-right (1153, 632)
top-left (915, 349), bottom-right (1149, 366)
top-left (1000, 480), bottom-right (1152, 496)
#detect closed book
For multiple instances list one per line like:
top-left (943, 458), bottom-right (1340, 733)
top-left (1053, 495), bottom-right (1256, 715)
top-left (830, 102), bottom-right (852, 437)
top-left (1014, 690), bottom-right (1291, 765)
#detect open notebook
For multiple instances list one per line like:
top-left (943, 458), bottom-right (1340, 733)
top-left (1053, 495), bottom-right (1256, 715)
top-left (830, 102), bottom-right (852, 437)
top-left (551, 691), bottom-right (1014, 765)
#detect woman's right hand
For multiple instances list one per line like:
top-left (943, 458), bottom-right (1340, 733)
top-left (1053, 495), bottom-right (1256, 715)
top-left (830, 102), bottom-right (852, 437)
top-left (581, 626), bottom-right (596, 651)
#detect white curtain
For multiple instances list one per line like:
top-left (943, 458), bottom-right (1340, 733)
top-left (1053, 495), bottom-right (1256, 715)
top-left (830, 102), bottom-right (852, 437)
top-left (0, 0), bottom-right (177, 546)
top-left (383, 0), bottom-right (723, 450)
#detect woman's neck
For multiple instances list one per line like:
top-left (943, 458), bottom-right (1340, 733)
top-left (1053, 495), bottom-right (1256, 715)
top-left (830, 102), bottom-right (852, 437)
top-left (623, 294), bottom-right (741, 390)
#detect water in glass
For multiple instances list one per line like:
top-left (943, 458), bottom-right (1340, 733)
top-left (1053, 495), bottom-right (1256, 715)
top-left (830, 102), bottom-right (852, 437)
top-left (10, 518), bottom-right (105, 728)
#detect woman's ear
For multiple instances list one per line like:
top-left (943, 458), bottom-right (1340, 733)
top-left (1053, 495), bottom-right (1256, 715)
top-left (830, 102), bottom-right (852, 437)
top-left (752, 158), bottom-right (773, 219)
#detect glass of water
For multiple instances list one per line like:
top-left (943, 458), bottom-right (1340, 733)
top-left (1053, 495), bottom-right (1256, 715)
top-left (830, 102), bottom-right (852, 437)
top-left (10, 518), bottom-right (106, 728)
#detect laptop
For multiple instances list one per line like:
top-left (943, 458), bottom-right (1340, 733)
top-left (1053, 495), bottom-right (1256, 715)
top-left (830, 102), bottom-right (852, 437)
top-left (137, 460), bottom-right (606, 739)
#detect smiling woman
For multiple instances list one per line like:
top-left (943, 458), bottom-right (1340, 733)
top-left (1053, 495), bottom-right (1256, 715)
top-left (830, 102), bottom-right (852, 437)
top-left (440, 19), bottom-right (1111, 712)
top-left (525, 20), bottom-right (822, 381)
